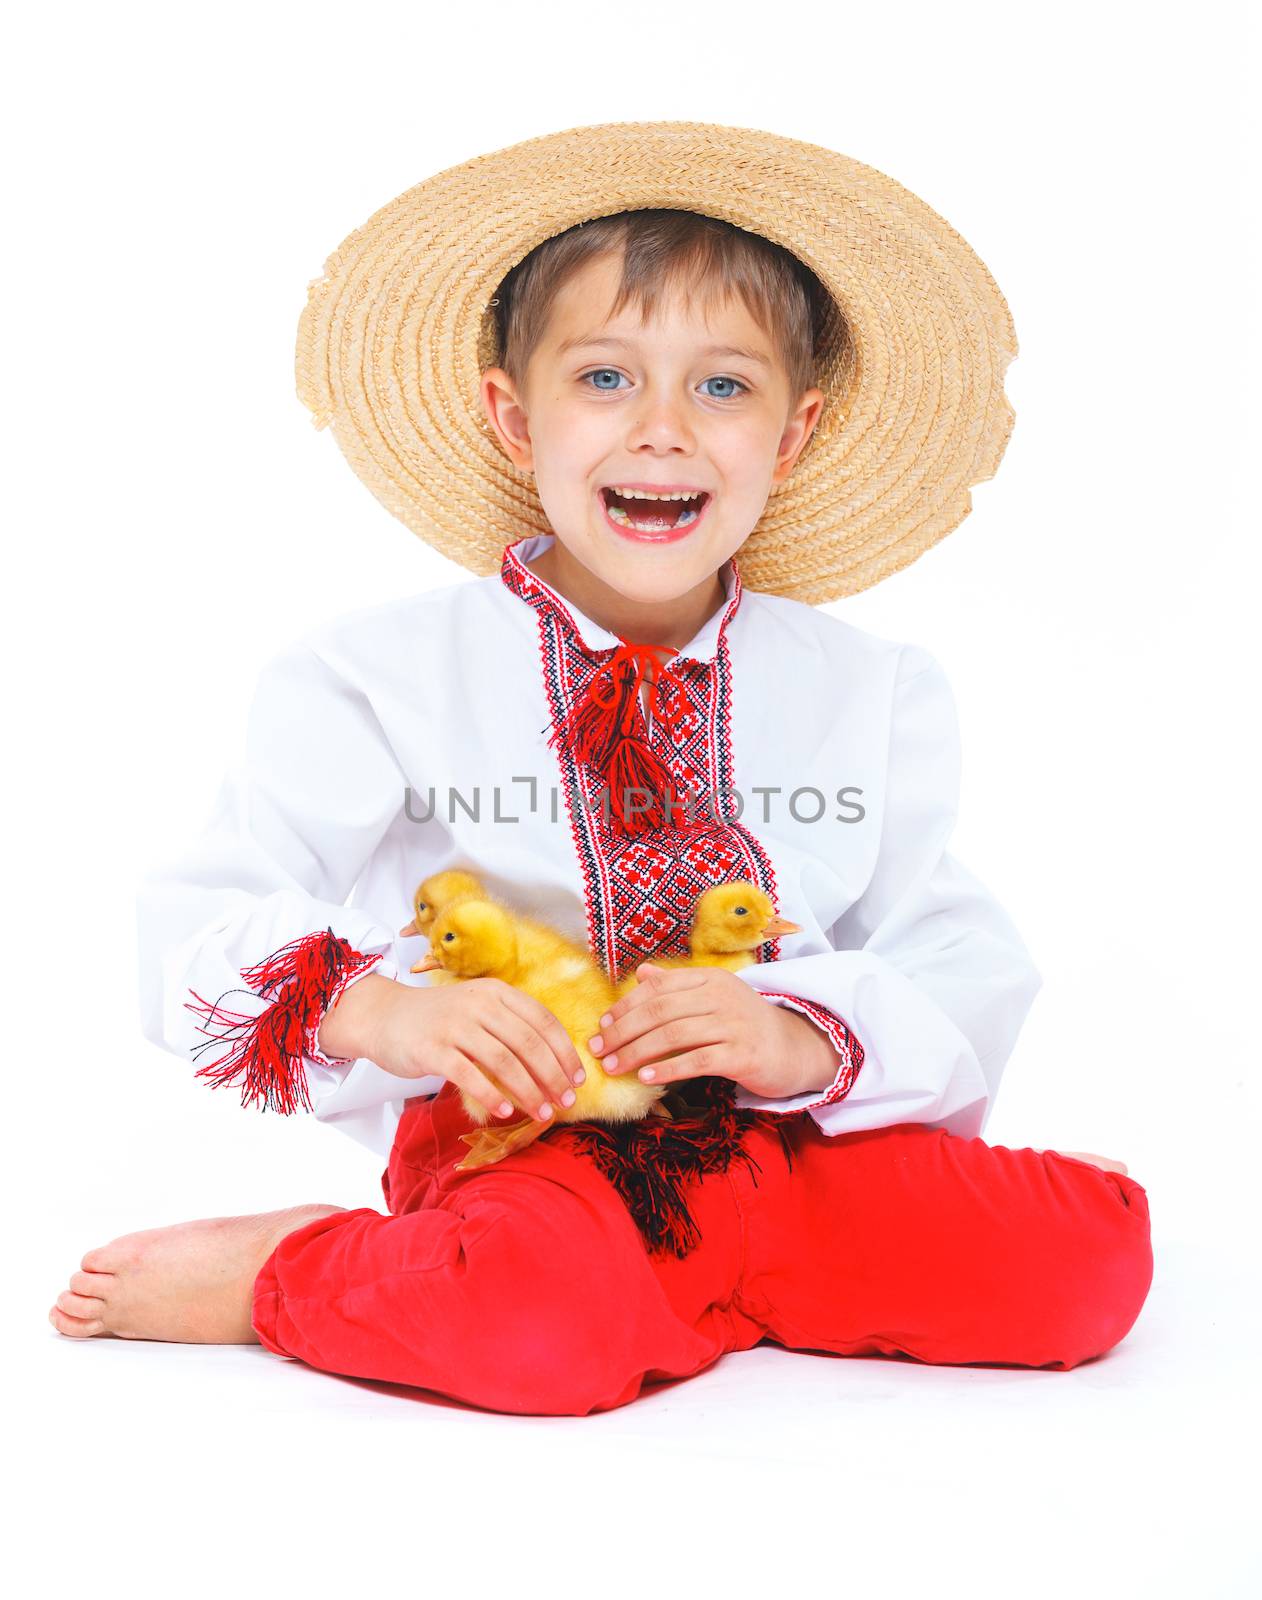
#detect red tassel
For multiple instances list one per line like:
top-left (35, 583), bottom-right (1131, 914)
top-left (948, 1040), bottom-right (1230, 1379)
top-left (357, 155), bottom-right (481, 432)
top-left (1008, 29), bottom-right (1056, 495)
top-left (555, 1077), bottom-right (797, 1259)
top-left (547, 640), bottom-right (692, 835)
top-left (603, 736), bottom-right (685, 835)
top-left (184, 927), bottom-right (382, 1114)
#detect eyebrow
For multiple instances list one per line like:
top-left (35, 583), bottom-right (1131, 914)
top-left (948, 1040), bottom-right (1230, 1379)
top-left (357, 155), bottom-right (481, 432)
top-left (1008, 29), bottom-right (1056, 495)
top-left (556, 333), bottom-right (773, 370)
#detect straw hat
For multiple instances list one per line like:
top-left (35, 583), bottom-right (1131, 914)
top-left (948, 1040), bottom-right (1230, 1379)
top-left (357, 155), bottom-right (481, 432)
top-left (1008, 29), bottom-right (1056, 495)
top-left (295, 120), bottom-right (1017, 604)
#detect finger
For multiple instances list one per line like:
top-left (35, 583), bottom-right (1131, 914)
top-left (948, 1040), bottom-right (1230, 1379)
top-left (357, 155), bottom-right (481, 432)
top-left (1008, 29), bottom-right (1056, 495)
top-left (475, 994), bottom-right (578, 1111)
top-left (459, 1028), bottom-right (563, 1123)
top-left (600, 1016), bottom-right (723, 1079)
top-left (498, 987), bottom-right (587, 1086)
top-left (596, 964), bottom-right (706, 1029)
top-left (479, 1006), bottom-right (580, 1113)
top-left (622, 1044), bottom-right (724, 1086)
top-left (447, 1052), bottom-right (520, 1122)
top-left (594, 988), bottom-right (714, 1065)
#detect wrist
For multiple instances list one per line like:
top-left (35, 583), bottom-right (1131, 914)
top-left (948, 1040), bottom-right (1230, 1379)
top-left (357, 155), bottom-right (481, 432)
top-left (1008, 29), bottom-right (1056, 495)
top-left (316, 972), bottom-right (399, 1062)
top-left (772, 1005), bottom-right (843, 1096)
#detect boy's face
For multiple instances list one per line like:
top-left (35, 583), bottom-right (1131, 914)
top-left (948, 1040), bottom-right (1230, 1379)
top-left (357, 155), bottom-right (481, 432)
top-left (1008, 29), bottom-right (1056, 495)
top-left (481, 251), bottom-right (824, 609)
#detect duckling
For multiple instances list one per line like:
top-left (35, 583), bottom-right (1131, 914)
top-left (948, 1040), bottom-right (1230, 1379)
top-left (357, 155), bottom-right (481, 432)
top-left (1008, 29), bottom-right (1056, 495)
top-left (655, 880), bottom-right (802, 971)
top-left (399, 869), bottom-right (489, 983)
top-left (411, 898), bottom-right (670, 1170)
top-left (611, 880), bottom-right (802, 999)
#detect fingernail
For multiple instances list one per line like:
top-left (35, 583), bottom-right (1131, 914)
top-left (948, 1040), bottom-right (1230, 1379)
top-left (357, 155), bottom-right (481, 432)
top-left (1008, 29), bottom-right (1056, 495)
top-left (561, 1089), bottom-right (576, 1107)
top-left (498, 1101), bottom-right (513, 1117)
top-left (539, 1104), bottom-right (552, 1120)
top-left (599, 1014), bottom-right (613, 1028)
top-left (604, 1054), bottom-right (618, 1071)
top-left (589, 1035), bottom-right (603, 1053)
top-left (574, 1067), bottom-right (586, 1084)
top-left (639, 1067), bottom-right (655, 1081)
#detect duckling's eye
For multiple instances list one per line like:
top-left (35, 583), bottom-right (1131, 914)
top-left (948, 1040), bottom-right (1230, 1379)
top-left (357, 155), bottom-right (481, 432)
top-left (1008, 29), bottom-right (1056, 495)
top-left (442, 931), bottom-right (455, 942)
top-left (734, 905), bottom-right (748, 916)
top-left (417, 901), bottom-right (428, 912)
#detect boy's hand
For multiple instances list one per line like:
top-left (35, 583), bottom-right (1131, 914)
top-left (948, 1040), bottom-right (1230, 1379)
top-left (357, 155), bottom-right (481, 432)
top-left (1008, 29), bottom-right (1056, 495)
top-left (589, 963), bottom-right (839, 1101)
top-left (322, 975), bottom-right (587, 1124)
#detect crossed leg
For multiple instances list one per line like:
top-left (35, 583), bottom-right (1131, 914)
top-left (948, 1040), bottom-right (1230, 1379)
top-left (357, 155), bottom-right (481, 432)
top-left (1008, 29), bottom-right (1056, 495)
top-left (49, 1133), bottom-right (752, 1417)
top-left (743, 1122), bottom-right (1153, 1372)
top-left (48, 1126), bottom-right (1144, 1397)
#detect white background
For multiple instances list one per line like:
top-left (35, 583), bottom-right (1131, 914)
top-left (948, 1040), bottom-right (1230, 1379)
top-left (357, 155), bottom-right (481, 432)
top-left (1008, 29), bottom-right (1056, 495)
top-left (6, 2), bottom-right (1258, 1595)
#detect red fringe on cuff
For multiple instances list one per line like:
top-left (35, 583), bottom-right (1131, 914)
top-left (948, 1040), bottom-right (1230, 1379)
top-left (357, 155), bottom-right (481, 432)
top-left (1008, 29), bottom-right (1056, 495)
top-left (184, 927), bottom-right (383, 1114)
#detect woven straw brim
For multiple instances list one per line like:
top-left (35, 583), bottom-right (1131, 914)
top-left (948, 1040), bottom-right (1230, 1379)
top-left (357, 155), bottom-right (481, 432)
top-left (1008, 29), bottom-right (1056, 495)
top-left (295, 120), bottom-right (1017, 604)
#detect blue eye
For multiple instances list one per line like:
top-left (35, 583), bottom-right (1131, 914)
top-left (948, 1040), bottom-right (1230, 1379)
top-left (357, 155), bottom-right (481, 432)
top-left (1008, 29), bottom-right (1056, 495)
top-left (579, 369), bottom-right (749, 400)
top-left (700, 376), bottom-right (748, 400)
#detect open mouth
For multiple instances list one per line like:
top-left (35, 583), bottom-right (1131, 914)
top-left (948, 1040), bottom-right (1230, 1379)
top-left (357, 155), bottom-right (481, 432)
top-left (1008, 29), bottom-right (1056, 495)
top-left (599, 485), bottom-right (711, 534)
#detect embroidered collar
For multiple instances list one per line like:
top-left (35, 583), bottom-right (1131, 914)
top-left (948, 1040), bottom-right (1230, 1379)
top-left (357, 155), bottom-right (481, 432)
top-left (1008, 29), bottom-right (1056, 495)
top-left (500, 532), bottom-right (743, 665)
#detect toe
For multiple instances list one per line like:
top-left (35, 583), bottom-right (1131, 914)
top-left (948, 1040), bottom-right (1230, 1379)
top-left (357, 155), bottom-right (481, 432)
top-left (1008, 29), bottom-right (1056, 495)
top-left (81, 1244), bottom-right (123, 1273)
top-left (1048, 1149), bottom-right (1130, 1176)
top-left (49, 1305), bottom-right (105, 1338)
top-left (57, 1290), bottom-right (104, 1319)
top-left (71, 1269), bottom-right (113, 1298)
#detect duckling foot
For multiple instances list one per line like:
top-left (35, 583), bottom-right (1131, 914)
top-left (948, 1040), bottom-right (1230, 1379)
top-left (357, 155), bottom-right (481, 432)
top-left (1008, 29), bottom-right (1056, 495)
top-left (454, 1116), bottom-right (549, 1171)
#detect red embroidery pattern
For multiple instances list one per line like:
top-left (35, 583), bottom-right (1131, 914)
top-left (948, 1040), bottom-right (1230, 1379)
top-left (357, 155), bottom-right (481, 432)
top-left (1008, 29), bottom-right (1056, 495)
top-left (501, 537), bottom-right (782, 984)
top-left (755, 991), bottom-right (866, 1108)
top-left (499, 537), bottom-right (867, 1258)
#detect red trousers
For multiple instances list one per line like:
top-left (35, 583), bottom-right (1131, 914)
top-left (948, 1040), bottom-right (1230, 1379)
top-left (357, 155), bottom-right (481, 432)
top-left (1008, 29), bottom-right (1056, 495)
top-left (251, 1082), bottom-right (1154, 1416)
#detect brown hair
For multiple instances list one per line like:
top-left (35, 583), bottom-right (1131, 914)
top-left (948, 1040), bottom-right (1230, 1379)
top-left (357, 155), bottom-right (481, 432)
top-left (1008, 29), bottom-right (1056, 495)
top-left (489, 209), bottom-right (831, 407)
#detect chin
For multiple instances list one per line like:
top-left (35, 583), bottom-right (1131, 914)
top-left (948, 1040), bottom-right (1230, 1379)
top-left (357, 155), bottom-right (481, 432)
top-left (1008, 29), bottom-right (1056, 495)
top-left (603, 546), bottom-right (723, 597)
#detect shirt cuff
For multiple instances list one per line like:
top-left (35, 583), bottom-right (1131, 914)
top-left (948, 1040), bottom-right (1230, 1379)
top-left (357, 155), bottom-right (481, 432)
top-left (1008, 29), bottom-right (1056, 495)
top-left (187, 928), bottom-right (396, 1114)
top-left (736, 990), bottom-right (865, 1115)
top-left (303, 951), bottom-right (396, 1069)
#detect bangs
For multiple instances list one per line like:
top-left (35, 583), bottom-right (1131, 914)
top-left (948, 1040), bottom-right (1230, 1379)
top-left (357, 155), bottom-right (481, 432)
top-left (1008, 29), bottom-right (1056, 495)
top-left (490, 209), bottom-right (832, 403)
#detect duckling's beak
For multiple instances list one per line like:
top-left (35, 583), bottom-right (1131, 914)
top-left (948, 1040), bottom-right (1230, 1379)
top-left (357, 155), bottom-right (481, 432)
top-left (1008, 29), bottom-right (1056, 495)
top-left (410, 952), bottom-right (442, 973)
top-left (760, 916), bottom-right (802, 938)
top-left (399, 917), bottom-right (420, 937)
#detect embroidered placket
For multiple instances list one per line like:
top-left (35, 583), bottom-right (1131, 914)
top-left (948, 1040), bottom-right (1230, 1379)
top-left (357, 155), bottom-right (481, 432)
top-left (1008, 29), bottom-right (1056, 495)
top-left (500, 539), bottom-right (783, 984)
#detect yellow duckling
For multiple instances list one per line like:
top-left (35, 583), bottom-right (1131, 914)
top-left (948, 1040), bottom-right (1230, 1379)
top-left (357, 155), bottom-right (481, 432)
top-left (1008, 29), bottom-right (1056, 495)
top-left (411, 898), bottom-right (670, 1170)
top-left (612, 880), bottom-right (802, 999)
top-left (399, 869), bottom-right (489, 984)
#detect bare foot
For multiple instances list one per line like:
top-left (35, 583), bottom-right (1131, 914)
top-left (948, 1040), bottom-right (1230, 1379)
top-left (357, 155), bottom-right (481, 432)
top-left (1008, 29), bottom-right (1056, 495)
top-left (48, 1203), bottom-right (345, 1344)
top-left (1039, 1149), bottom-right (1129, 1176)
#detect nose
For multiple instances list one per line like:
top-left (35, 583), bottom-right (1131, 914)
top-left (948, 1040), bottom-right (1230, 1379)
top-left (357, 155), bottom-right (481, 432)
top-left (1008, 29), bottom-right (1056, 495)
top-left (624, 385), bottom-right (698, 453)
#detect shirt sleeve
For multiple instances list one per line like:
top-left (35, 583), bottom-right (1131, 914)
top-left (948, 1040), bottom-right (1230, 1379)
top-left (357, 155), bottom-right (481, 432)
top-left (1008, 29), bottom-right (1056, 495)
top-left (733, 644), bottom-right (1043, 1139)
top-left (135, 638), bottom-right (435, 1123)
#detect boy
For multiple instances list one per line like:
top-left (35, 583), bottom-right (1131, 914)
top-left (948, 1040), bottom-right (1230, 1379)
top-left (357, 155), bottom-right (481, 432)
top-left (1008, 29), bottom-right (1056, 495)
top-left (48, 124), bottom-right (1151, 1412)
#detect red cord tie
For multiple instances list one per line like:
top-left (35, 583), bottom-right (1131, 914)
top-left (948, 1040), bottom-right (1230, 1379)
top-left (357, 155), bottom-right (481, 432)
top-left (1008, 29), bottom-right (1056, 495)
top-left (184, 927), bottom-right (382, 1114)
top-left (547, 639), bottom-right (694, 835)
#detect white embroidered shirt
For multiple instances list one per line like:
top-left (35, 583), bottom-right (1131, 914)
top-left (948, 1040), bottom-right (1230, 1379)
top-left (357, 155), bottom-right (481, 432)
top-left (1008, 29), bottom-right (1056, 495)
top-left (136, 531), bottom-right (1043, 1158)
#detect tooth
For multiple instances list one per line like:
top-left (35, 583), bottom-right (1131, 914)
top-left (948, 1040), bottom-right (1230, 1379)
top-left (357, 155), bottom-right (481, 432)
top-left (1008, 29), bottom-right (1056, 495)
top-left (608, 487), bottom-right (704, 501)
